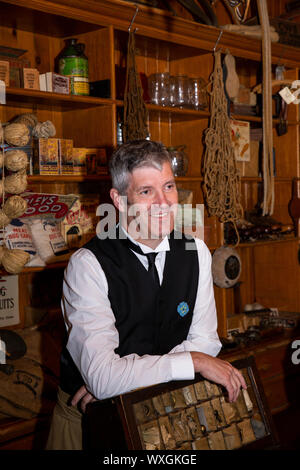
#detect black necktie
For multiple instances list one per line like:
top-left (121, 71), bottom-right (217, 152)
top-left (121, 235), bottom-right (160, 288)
top-left (145, 252), bottom-right (160, 287)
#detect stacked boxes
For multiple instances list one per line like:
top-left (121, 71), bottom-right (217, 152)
top-left (33, 139), bottom-right (107, 175)
top-left (33, 138), bottom-right (59, 175)
top-left (58, 139), bottom-right (73, 175)
top-left (73, 147), bottom-right (107, 175)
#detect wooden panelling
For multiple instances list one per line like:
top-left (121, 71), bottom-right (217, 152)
top-left (253, 240), bottom-right (300, 311)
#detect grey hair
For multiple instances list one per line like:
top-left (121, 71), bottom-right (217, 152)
top-left (109, 139), bottom-right (172, 194)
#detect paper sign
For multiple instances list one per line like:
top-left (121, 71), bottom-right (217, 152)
top-left (230, 119), bottom-right (250, 162)
top-left (0, 79), bottom-right (6, 104)
top-left (0, 275), bottom-right (19, 327)
top-left (279, 86), bottom-right (296, 104)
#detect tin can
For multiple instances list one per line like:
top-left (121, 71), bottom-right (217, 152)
top-left (58, 38), bottom-right (89, 96)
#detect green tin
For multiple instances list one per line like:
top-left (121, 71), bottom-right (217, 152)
top-left (58, 38), bottom-right (89, 96)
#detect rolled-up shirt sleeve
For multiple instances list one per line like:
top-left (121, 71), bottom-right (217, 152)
top-left (62, 239), bottom-right (221, 400)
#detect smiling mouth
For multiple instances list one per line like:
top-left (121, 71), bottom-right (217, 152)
top-left (151, 212), bottom-right (170, 218)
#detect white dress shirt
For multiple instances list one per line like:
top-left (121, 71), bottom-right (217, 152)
top-left (61, 233), bottom-right (222, 400)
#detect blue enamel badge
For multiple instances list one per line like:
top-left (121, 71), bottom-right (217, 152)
top-left (177, 301), bottom-right (189, 317)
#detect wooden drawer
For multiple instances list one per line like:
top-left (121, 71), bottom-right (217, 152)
top-left (0, 416), bottom-right (50, 449)
top-left (262, 372), bottom-right (300, 414)
top-left (253, 340), bottom-right (297, 380)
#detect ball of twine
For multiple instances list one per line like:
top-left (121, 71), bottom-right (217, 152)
top-left (32, 120), bottom-right (56, 138)
top-left (0, 209), bottom-right (11, 227)
top-left (3, 195), bottom-right (28, 218)
top-left (4, 123), bottom-right (30, 147)
top-left (2, 246), bottom-right (30, 273)
top-left (4, 149), bottom-right (28, 172)
top-left (4, 169), bottom-right (27, 194)
top-left (13, 113), bottom-right (38, 129)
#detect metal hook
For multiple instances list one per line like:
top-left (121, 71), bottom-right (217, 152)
top-left (128, 5), bottom-right (139, 33)
top-left (213, 30), bottom-right (223, 52)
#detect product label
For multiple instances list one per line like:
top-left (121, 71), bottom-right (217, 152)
top-left (59, 57), bottom-right (89, 95)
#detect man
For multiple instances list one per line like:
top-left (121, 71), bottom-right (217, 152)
top-left (46, 140), bottom-right (246, 450)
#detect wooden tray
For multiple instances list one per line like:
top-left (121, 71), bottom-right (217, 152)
top-left (84, 356), bottom-right (279, 450)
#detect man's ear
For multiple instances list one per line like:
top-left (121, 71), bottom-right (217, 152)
top-left (110, 188), bottom-right (127, 212)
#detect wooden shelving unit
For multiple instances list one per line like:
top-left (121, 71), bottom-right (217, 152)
top-left (0, 0), bottom-right (298, 328)
top-left (0, 0), bottom-right (299, 450)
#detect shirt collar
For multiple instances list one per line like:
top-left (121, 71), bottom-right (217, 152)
top-left (119, 225), bottom-right (170, 254)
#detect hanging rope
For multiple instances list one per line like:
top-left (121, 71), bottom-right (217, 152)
top-left (203, 50), bottom-right (243, 238)
top-left (123, 31), bottom-right (148, 142)
top-left (257, 0), bottom-right (274, 215)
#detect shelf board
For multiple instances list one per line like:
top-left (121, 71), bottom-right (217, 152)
top-left (27, 175), bottom-right (295, 184)
top-left (226, 236), bottom-right (299, 249)
top-left (117, 102), bottom-right (300, 125)
top-left (28, 174), bottom-right (110, 183)
top-left (3, 235), bottom-right (298, 275)
top-left (2, 0), bottom-right (300, 68)
top-left (4, 87), bottom-right (116, 109)
top-left (0, 260), bottom-right (69, 275)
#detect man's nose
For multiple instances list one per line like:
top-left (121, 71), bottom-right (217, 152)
top-left (154, 190), bottom-right (168, 205)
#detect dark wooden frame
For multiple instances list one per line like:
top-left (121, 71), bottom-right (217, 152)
top-left (84, 355), bottom-right (279, 450)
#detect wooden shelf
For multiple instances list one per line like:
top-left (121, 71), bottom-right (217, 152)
top-left (117, 101), bottom-right (299, 126)
top-left (6, 236), bottom-right (298, 275)
top-left (28, 174), bottom-right (110, 183)
top-left (227, 236), bottom-right (299, 249)
top-left (5, 87), bottom-right (116, 110)
top-left (3, 0), bottom-right (300, 66)
top-left (176, 176), bottom-right (295, 183)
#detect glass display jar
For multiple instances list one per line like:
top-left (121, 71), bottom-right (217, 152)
top-left (188, 77), bottom-right (208, 110)
top-left (172, 75), bottom-right (189, 108)
top-left (168, 145), bottom-right (188, 176)
top-left (148, 72), bottom-right (170, 106)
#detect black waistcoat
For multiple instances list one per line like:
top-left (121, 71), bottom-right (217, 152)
top-left (60, 231), bottom-right (199, 395)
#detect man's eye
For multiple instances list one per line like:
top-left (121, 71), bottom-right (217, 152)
top-left (140, 189), bottom-right (151, 196)
top-left (165, 184), bottom-right (175, 191)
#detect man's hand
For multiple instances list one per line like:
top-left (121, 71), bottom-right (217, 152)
top-left (71, 385), bottom-right (97, 413)
top-left (190, 352), bottom-right (247, 402)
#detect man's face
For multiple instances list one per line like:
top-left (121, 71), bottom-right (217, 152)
top-left (119, 161), bottom-right (178, 243)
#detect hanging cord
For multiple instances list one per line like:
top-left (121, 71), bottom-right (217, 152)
top-left (0, 122), bottom-right (5, 247)
top-left (203, 50), bottom-right (243, 245)
top-left (257, 0), bottom-right (274, 216)
top-left (123, 31), bottom-right (149, 142)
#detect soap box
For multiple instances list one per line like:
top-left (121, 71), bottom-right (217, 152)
top-left (58, 139), bottom-right (74, 175)
top-left (33, 138), bottom-right (59, 174)
top-left (72, 148), bottom-right (87, 175)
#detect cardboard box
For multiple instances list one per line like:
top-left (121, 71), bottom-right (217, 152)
top-left (58, 139), bottom-right (74, 175)
top-left (0, 55), bottom-right (31, 88)
top-left (0, 60), bottom-right (10, 86)
top-left (33, 138), bottom-right (59, 174)
top-left (41, 72), bottom-right (70, 94)
top-left (86, 148), bottom-right (107, 174)
top-left (23, 68), bottom-right (40, 90)
top-left (72, 147), bottom-right (107, 175)
top-left (72, 148), bottom-right (87, 175)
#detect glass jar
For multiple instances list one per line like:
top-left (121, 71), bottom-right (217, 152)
top-left (168, 145), bottom-right (188, 176)
top-left (148, 72), bottom-right (170, 106)
top-left (172, 75), bottom-right (189, 108)
top-left (188, 77), bottom-right (208, 110)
